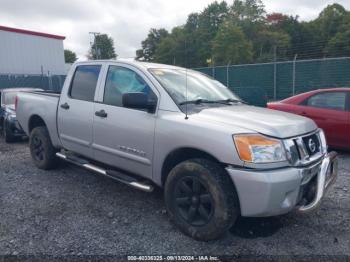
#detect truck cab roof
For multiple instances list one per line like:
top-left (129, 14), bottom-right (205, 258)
top-left (74, 59), bottom-right (184, 71)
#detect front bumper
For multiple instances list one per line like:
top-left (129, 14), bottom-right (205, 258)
top-left (226, 151), bottom-right (338, 217)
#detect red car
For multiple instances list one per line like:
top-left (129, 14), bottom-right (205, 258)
top-left (268, 88), bottom-right (350, 150)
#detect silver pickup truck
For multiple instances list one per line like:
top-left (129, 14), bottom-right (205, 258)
top-left (16, 60), bottom-right (338, 241)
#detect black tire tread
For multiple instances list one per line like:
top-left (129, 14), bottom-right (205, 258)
top-left (29, 126), bottom-right (58, 170)
top-left (165, 158), bottom-right (239, 241)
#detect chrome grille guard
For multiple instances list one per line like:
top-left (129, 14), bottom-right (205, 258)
top-left (297, 151), bottom-right (338, 213)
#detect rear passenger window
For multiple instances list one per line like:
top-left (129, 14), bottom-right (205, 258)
top-left (69, 65), bottom-right (101, 101)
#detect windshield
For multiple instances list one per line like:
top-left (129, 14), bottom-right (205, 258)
top-left (2, 91), bottom-right (17, 105)
top-left (149, 68), bottom-right (239, 105)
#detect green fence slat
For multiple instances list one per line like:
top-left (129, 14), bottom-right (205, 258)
top-left (0, 75), bottom-right (66, 92)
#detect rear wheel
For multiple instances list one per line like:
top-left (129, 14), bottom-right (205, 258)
top-left (164, 159), bottom-right (239, 241)
top-left (29, 126), bottom-right (58, 170)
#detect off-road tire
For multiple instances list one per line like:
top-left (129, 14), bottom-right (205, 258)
top-left (29, 126), bottom-right (58, 170)
top-left (164, 158), bottom-right (239, 241)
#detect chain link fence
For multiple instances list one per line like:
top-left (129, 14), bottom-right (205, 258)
top-left (2, 57), bottom-right (349, 104)
top-left (0, 74), bottom-right (66, 92)
top-left (195, 57), bottom-right (350, 103)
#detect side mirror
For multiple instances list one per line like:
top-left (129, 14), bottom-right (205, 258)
top-left (122, 92), bottom-right (157, 113)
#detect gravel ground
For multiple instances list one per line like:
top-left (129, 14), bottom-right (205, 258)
top-left (0, 139), bottom-right (349, 257)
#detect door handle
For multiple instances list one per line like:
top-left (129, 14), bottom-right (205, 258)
top-left (301, 111), bottom-right (308, 116)
top-left (60, 103), bottom-right (70, 110)
top-left (95, 110), bottom-right (108, 118)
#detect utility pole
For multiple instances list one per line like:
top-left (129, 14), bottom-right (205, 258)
top-left (292, 54), bottom-right (298, 96)
top-left (226, 61), bottom-right (231, 89)
top-left (211, 56), bottom-right (215, 78)
top-left (89, 32), bottom-right (100, 60)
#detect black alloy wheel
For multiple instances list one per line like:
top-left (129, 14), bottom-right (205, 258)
top-left (174, 176), bottom-right (214, 226)
top-left (31, 135), bottom-right (45, 161)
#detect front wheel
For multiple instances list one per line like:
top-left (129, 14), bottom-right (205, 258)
top-left (164, 159), bottom-right (240, 241)
top-left (29, 126), bottom-right (58, 170)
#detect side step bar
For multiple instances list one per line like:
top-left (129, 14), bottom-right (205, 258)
top-left (56, 152), bottom-right (154, 192)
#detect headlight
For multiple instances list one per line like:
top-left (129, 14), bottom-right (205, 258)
top-left (233, 134), bottom-right (286, 163)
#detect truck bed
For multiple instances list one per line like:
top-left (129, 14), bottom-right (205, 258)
top-left (16, 90), bottom-right (62, 147)
top-left (24, 90), bottom-right (61, 97)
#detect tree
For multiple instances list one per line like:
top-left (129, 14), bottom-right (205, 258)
top-left (229, 0), bottom-right (267, 61)
top-left (230, 0), bottom-right (265, 22)
top-left (136, 28), bottom-right (169, 61)
top-left (64, 49), bottom-right (77, 63)
top-left (212, 22), bottom-right (253, 65)
top-left (89, 34), bottom-right (117, 60)
top-left (136, 1), bottom-right (350, 66)
top-left (266, 13), bottom-right (286, 25)
top-left (325, 29), bottom-right (350, 57)
top-left (184, 13), bottom-right (202, 67)
top-left (292, 4), bottom-right (350, 59)
top-left (154, 27), bottom-right (187, 66)
top-left (196, 1), bottom-right (230, 66)
top-left (150, 1), bottom-right (231, 67)
top-left (185, 13), bottom-right (200, 32)
top-left (316, 4), bottom-right (348, 40)
top-left (276, 16), bottom-right (302, 44)
top-left (255, 30), bottom-right (290, 61)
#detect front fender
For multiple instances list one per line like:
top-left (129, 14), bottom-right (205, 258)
top-left (152, 111), bottom-right (248, 186)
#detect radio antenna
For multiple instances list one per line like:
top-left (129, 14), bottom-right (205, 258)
top-left (185, 39), bottom-right (189, 120)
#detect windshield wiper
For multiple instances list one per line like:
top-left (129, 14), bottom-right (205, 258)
top-left (179, 99), bottom-right (217, 105)
top-left (179, 98), bottom-right (246, 106)
top-left (215, 98), bottom-right (247, 104)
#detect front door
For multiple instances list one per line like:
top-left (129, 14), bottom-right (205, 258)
top-left (57, 64), bottom-right (102, 158)
top-left (92, 64), bottom-right (158, 179)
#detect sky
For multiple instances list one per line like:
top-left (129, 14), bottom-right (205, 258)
top-left (1, 0), bottom-right (349, 60)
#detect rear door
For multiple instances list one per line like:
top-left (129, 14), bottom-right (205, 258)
top-left (92, 63), bottom-right (158, 179)
top-left (297, 91), bottom-right (348, 148)
top-left (57, 64), bottom-right (102, 158)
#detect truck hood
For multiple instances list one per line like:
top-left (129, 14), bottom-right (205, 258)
top-left (194, 105), bottom-right (317, 138)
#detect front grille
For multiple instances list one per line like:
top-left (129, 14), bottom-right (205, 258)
top-left (283, 130), bottom-right (324, 166)
top-left (302, 134), bottom-right (320, 156)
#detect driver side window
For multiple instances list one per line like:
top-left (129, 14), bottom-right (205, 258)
top-left (103, 66), bottom-right (151, 107)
